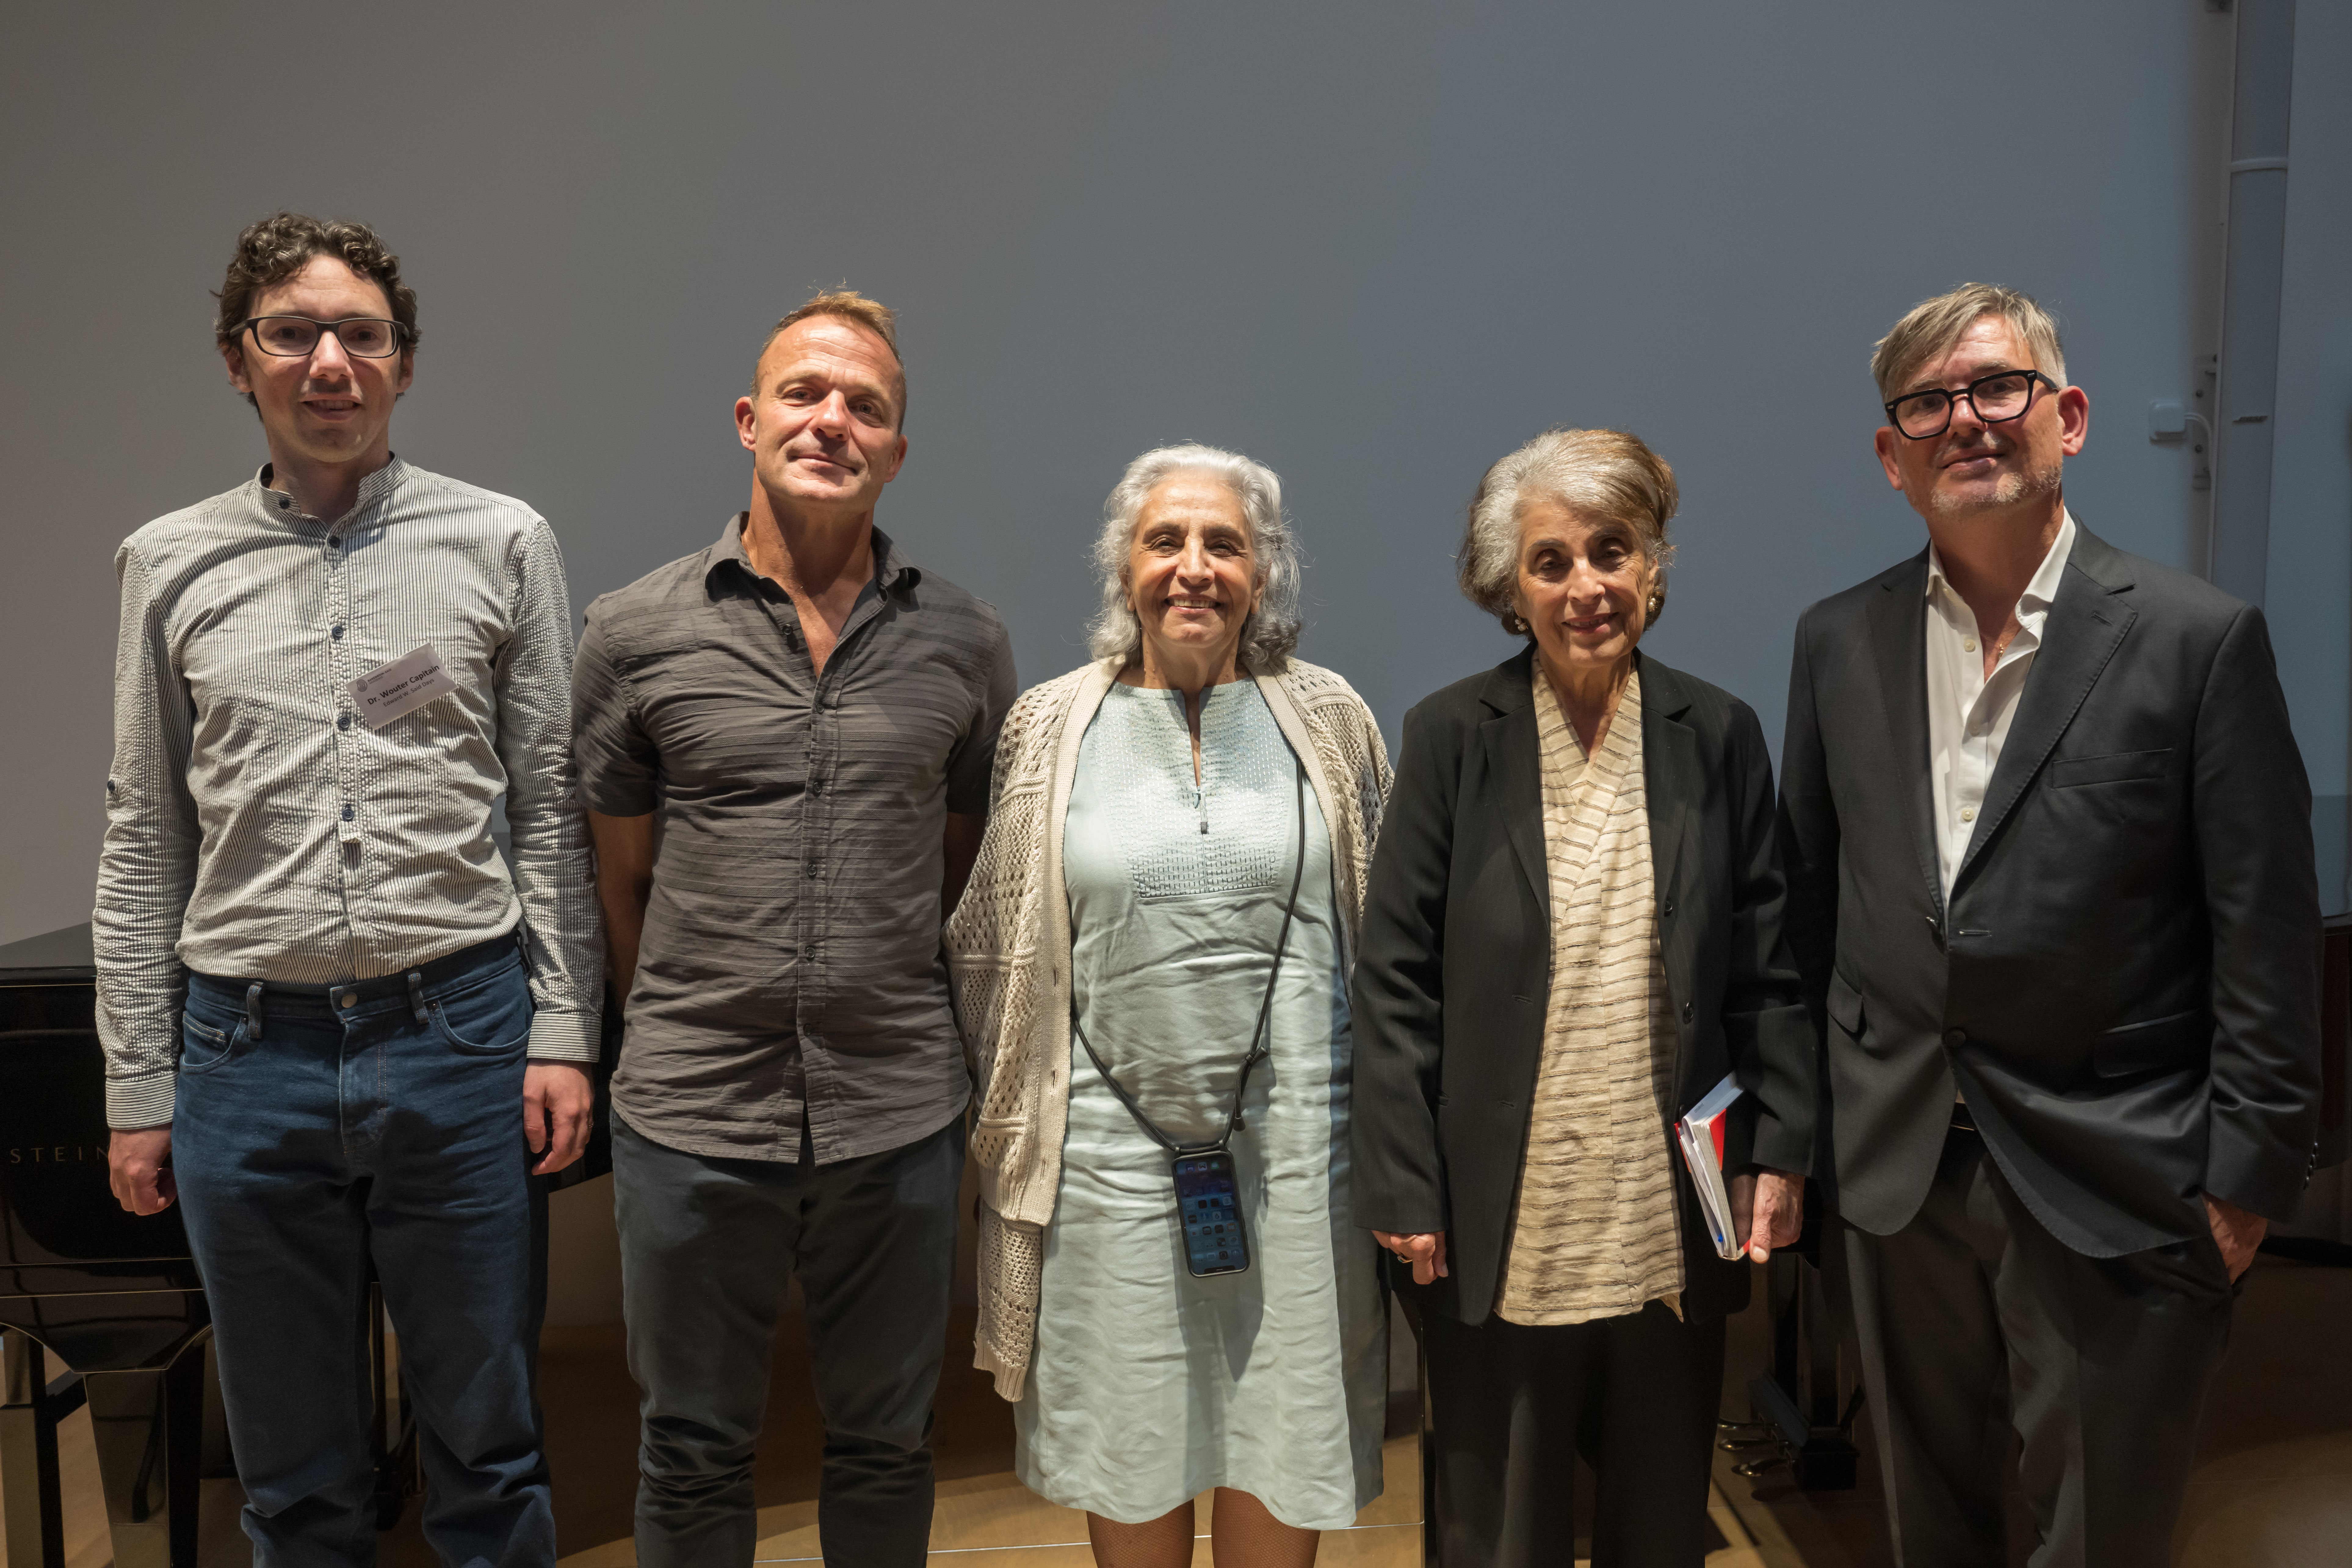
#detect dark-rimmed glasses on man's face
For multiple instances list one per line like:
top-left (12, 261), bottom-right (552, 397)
top-left (240, 316), bottom-right (407, 359)
top-left (1884, 369), bottom-right (2057, 440)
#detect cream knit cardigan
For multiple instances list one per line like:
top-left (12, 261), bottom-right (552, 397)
top-left (945, 657), bottom-right (1391, 1399)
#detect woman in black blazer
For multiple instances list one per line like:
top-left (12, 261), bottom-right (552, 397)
top-left (1350, 429), bottom-right (1814, 1566)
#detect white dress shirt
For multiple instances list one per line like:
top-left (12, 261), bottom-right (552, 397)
top-left (1925, 509), bottom-right (2077, 903)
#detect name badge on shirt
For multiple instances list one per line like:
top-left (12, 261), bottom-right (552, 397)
top-left (348, 643), bottom-right (458, 730)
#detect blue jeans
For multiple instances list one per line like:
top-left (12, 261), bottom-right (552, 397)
top-left (613, 1114), bottom-right (964, 1568)
top-left (175, 936), bottom-right (555, 1568)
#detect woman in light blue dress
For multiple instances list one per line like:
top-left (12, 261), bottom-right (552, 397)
top-left (946, 445), bottom-right (1392, 1567)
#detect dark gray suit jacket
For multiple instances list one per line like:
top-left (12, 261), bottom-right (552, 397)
top-left (1351, 646), bottom-right (1814, 1325)
top-left (1776, 522), bottom-right (2323, 1256)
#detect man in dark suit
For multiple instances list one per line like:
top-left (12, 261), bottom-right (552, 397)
top-left (1776, 282), bottom-right (2323, 1566)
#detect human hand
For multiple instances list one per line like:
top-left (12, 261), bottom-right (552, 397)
top-left (1373, 1230), bottom-right (1449, 1286)
top-left (108, 1128), bottom-right (177, 1215)
top-left (525, 1063), bottom-right (595, 1175)
top-left (2204, 1193), bottom-right (2267, 1282)
top-left (1734, 1168), bottom-right (1805, 1262)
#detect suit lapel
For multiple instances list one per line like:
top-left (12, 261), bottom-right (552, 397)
top-left (1638, 659), bottom-right (1700, 1098)
top-left (1478, 650), bottom-right (1549, 921)
top-left (1638, 655), bottom-right (1698, 933)
top-left (1955, 528), bottom-right (2136, 888)
top-left (1863, 553), bottom-right (1945, 920)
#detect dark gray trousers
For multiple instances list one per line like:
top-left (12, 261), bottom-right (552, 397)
top-left (613, 1114), bottom-right (965, 1568)
top-left (1422, 1300), bottom-right (1726, 1567)
top-left (1844, 1124), bottom-right (2234, 1568)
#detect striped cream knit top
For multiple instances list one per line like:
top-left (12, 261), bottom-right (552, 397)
top-left (1496, 665), bottom-right (1685, 1325)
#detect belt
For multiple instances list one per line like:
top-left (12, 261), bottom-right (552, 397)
top-left (189, 931), bottom-right (524, 1037)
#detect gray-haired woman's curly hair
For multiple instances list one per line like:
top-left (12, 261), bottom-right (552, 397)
top-left (1458, 427), bottom-right (1678, 637)
top-left (1087, 443), bottom-right (1304, 672)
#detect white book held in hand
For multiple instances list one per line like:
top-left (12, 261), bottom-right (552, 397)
top-left (1677, 1073), bottom-right (1745, 1261)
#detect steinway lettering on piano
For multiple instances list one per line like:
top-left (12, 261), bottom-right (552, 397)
top-left (8, 1141), bottom-right (110, 1164)
top-left (4, 1049), bottom-right (194, 1272)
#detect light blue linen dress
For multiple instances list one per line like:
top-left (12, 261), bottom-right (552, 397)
top-left (1014, 679), bottom-right (1386, 1529)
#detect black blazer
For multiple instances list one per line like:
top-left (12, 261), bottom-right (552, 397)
top-left (1775, 522), bottom-right (2323, 1257)
top-left (1351, 646), bottom-right (1813, 1325)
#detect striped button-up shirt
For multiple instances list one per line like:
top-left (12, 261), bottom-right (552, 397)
top-left (573, 516), bottom-right (1015, 1166)
top-left (95, 458), bottom-right (602, 1128)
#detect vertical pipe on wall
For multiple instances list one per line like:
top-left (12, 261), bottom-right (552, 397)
top-left (2209, 0), bottom-right (2296, 605)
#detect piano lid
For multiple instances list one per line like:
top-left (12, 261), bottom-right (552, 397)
top-left (0, 922), bottom-right (95, 985)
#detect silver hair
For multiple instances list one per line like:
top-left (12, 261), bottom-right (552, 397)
top-left (1087, 443), bottom-right (1304, 671)
top-left (1871, 282), bottom-right (2068, 402)
top-left (1458, 427), bottom-right (1679, 636)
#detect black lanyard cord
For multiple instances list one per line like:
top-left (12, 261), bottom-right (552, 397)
top-left (1071, 760), bottom-right (1309, 1157)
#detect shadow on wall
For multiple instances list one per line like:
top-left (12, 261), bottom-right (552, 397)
top-left (547, 1176), bottom-right (625, 1327)
top-left (2325, 796), bottom-right (2352, 919)
top-left (541, 1157), bottom-right (987, 1328)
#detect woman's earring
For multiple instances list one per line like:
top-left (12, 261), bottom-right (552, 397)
top-left (1647, 594), bottom-right (1662, 613)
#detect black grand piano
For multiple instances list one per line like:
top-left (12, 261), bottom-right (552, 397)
top-left (0, 925), bottom-right (422, 1568)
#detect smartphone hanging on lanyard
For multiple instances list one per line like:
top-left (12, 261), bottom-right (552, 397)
top-left (1073, 762), bottom-right (1305, 1284)
top-left (1173, 1150), bottom-right (1250, 1277)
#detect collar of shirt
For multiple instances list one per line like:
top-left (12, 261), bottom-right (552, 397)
top-left (704, 512), bottom-right (921, 603)
top-left (245, 455), bottom-right (411, 527)
top-left (1921, 506), bottom-right (2077, 910)
top-left (1924, 507), bottom-right (2076, 669)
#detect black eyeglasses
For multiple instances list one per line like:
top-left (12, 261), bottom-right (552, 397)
top-left (1884, 369), bottom-right (2058, 440)
top-left (239, 316), bottom-right (408, 359)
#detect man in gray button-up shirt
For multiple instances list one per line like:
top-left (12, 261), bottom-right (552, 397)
top-left (576, 290), bottom-right (1013, 1567)
top-left (96, 214), bottom-right (595, 1566)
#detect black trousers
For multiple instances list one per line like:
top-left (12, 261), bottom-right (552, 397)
top-left (1421, 1298), bottom-right (1726, 1567)
top-left (612, 1114), bottom-right (966, 1568)
top-left (1844, 1124), bottom-right (2235, 1568)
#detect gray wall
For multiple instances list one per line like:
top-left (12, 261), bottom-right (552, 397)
top-left (5, 1), bottom-right (2342, 944)
top-left (2266, 3), bottom-right (2352, 911)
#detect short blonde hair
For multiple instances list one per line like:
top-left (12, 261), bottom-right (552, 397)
top-left (1458, 428), bottom-right (1678, 637)
top-left (1871, 282), bottom-right (2067, 401)
top-left (751, 288), bottom-right (908, 425)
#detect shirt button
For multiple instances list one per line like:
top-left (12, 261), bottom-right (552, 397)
top-left (1681, 1001), bottom-right (1694, 1023)
top-left (337, 714), bottom-right (351, 731)
top-left (1960, 806), bottom-right (1976, 822)
top-left (1663, 900), bottom-right (1676, 918)
top-left (278, 497), bottom-right (291, 509)
top-left (1963, 637), bottom-right (1978, 652)
top-left (341, 805), bottom-right (355, 821)
top-left (327, 536), bottom-right (340, 548)
top-left (1944, 1028), bottom-right (1968, 1048)
top-left (331, 625), bottom-right (344, 640)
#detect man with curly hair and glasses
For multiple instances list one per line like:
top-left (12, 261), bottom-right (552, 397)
top-left (96, 212), bottom-right (599, 1566)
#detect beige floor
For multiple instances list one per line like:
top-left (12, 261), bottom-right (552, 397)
top-left (16, 1419), bottom-right (1782, 1568)
top-left (9, 1254), bottom-right (2349, 1567)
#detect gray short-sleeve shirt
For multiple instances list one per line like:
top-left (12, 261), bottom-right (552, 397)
top-left (574, 516), bottom-right (1016, 1165)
